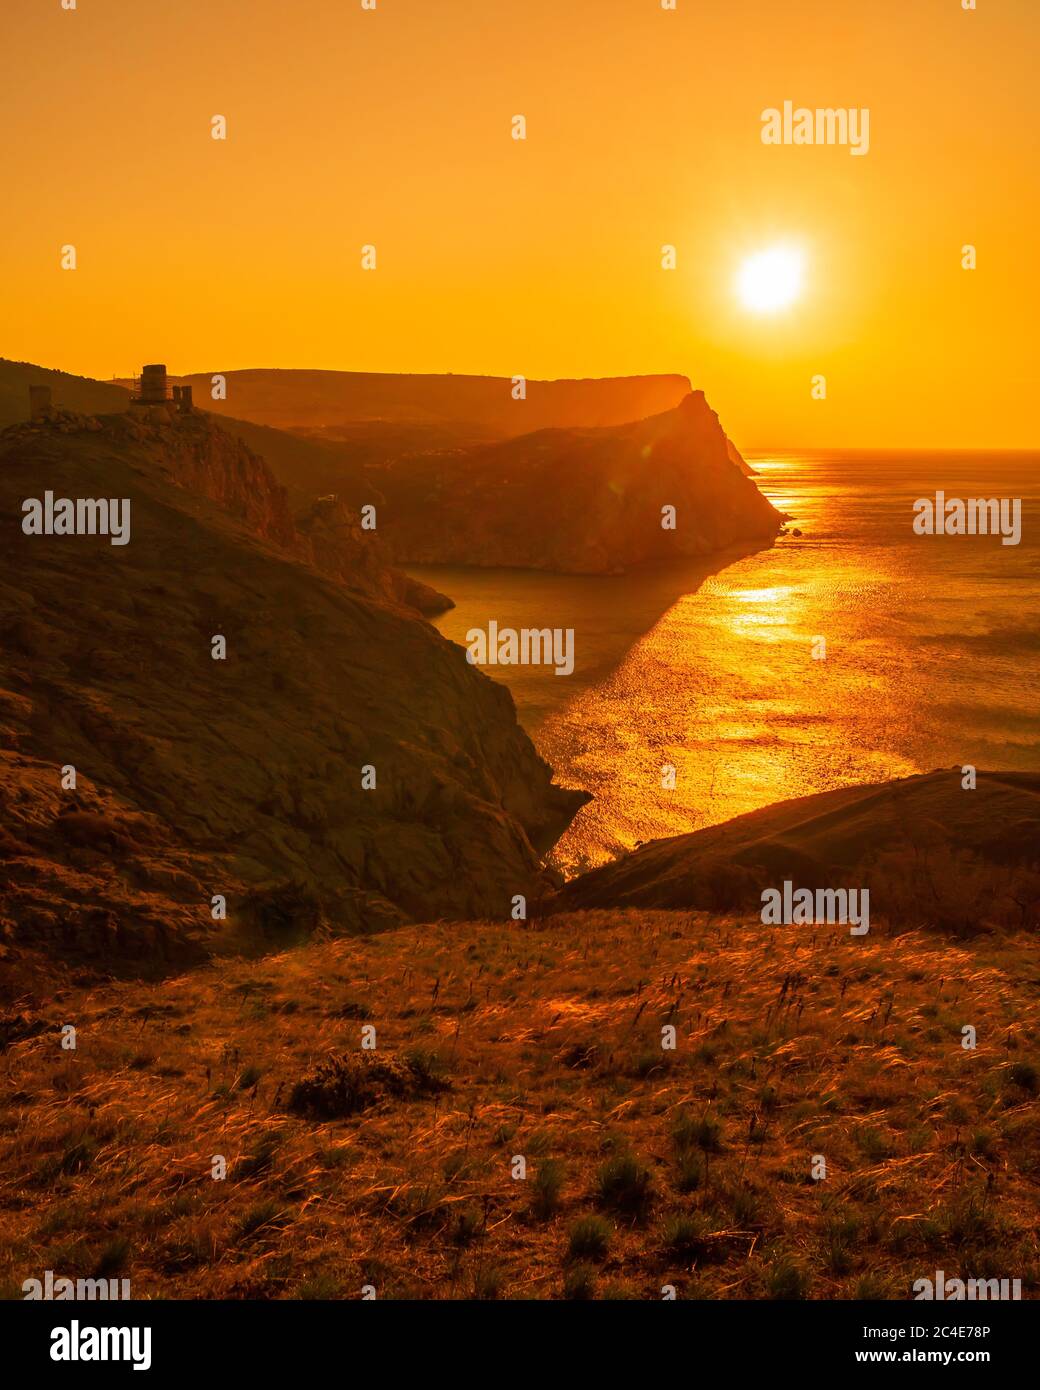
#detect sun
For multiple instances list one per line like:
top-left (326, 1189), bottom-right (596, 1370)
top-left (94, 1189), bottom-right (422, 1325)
top-left (736, 246), bottom-right (805, 313)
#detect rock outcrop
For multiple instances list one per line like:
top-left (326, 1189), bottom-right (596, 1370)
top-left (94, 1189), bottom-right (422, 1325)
top-left (351, 392), bottom-right (782, 573)
top-left (294, 493), bottom-right (451, 616)
top-left (0, 408), bottom-right (586, 970)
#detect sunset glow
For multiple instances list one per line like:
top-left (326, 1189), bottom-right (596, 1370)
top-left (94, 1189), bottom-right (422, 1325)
top-left (1, 0), bottom-right (1037, 447)
top-left (736, 248), bottom-right (805, 313)
top-left (2, 0), bottom-right (1038, 1339)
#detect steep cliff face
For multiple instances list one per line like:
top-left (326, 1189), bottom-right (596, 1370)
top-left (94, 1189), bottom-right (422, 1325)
top-left (360, 392), bottom-right (782, 573)
top-left (726, 436), bottom-right (757, 476)
top-left (60, 407), bottom-right (452, 616)
top-left (294, 495), bottom-right (451, 616)
top-left (0, 409), bottom-right (586, 970)
top-left (127, 406), bottom-right (299, 545)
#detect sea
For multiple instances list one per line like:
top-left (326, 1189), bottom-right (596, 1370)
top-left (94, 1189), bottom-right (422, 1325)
top-left (409, 451), bottom-right (1040, 875)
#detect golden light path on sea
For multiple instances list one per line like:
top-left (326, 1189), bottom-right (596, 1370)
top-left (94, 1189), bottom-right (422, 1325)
top-left (535, 459), bottom-right (917, 873)
top-left (421, 450), bottom-right (1040, 877)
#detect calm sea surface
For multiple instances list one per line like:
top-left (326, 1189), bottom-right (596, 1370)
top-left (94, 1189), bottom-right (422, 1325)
top-left (410, 452), bottom-right (1040, 874)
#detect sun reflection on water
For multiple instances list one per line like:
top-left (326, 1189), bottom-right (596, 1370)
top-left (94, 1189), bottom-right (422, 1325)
top-left (423, 451), bottom-right (1040, 877)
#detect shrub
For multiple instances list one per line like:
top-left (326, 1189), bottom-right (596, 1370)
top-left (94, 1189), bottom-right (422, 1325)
top-left (663, 1214), bottom-right (710, 1258)
top-left (673, 1110), bottom-right (723, 1154)
top-left (1008, 1061), bottom-right (1038, 1094)
top-left (675, 1152), bottom-right (704, 1193)
top-left (234, 1201), bottom-right (288, 1241)
top-left (288, 1051), bottom-right (449, 1118)
top-left (596, 1152), bottom-right (653, 1217)
top-left (765, 1257), bottom-right (810, 1299)
top-left (567, 1215), bottom-right (611, 1263)
top-left (531, 1159), bottom-right (565, 1220)
top-left (563, 1263), bottom-right (597, 1300)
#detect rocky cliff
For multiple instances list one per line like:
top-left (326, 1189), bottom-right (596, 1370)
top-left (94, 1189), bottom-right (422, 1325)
top-left (0, 408), bottom-right (586, 972)
top-left (356, 391), bottom-right (782, 573)
top-left (2, 363), bottom-right (768, 576)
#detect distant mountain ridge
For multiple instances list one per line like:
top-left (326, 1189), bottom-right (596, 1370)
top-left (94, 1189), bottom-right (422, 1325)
top-left (165, 368), bottom-right (695, 435)
top-left (1, 359), bottom-right (771, 573)
top-left (2, 361), bottom-right (694, 439)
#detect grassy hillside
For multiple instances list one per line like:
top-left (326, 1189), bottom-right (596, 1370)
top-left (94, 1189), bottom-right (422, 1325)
top-left (2, 911), bottom-right (1037, 1299)
top-left (557, 770), bottom-right (1040, 932)
top-left (0, 359), bottom-right (127, 427)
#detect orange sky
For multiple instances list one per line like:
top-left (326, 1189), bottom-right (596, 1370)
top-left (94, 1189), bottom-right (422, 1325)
top-left (2, 0), bottom-right (1037, 447)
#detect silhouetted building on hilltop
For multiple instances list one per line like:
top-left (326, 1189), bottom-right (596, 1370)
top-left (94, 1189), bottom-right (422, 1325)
top-left (130, 363), bottom-right (170, 404)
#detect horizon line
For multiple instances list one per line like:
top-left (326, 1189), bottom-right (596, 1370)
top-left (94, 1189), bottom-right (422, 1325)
top-left (6, 355), bottom-right (1038, 452)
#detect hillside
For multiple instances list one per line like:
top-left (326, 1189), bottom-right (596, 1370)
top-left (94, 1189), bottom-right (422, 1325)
top-left (0, 358), bottom-right (128, 427)
top-left (192, 413), bottom-right (366, 512)
top-left (0, 406), bottom-right (586, 972)
top-left (209, 394), bottom-right (773, 574)
top-left (554, 770), bottom-right (1040, 929)
top-left (208, 414), bottom-right (501, 512)
top-left (3, 364), bottom-right (761, 557)
top-left (166, 369), bottom-right (694, 435)
top-left (344, 391), bottom-right (781, 573)
top-left (2, 362), bottom-right (766, 566)
top-left (2, 910), bottom-right (1037, 1299)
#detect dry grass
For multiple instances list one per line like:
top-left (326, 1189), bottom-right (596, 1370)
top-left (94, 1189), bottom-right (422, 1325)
top-left (1, 910), bottom-right (1039, 1300)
